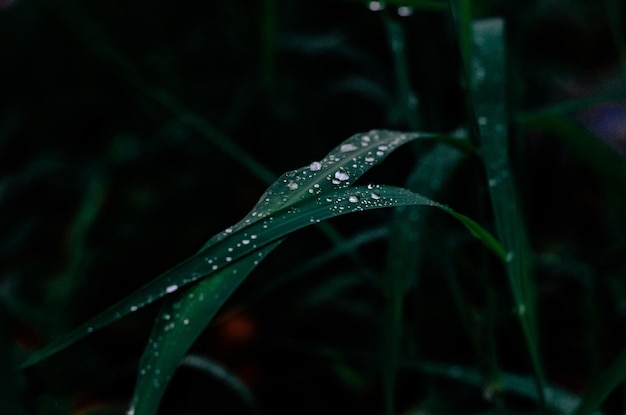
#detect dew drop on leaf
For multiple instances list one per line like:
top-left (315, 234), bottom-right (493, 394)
top-left (309, 161), bottom-right (322, 171)
top-left (349, 195), bottom-right (359, 203)
top-left (165, 284), bottom-right (179, 294)
top-left (340, 143), bottom-right (358, 152)
top-left (334, 169), bottom-right (349, 181)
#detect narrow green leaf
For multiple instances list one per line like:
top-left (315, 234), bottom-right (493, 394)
top-left (21, 130), bottom-right (436, 368)
top-left (128, 242), bottom-right (280, 415)
top-left (571, 347), bottom-right (626, 415)
top-left (130, 182), bottom-right (506, 415)
top-left (0, 322), bottom-right (26, 415)
top-left (409, 359), bottom-right (591, 415)
top-left (21, 130), bottom-right (504, 415)
top-left (379, 143), bottom-right (466, 415)
top-left (470, 18), bottom-right (545, 403)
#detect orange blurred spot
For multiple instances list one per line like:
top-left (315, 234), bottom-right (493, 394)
top-left (215, 308), bottom-right (258, 349)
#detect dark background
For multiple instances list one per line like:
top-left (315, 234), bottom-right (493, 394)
top-left (1, 0), bottom-right (626, 414)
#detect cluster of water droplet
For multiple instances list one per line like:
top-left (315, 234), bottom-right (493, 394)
top-left (367, 1), bottom-right (414, 16)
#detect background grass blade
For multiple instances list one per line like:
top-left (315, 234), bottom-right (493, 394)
top-left (380, 142), bottom-right (466, 415)
top-left (470, 18), bottom-right (545, 404)
top-left (0, 319), bottom-right (26, 415)
top-left (571, 347), bottom-right (626, 415)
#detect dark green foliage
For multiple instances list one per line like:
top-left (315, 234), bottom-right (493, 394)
top-left (1, 1), bottom-right (626, 414)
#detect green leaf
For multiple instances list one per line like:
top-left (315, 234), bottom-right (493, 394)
top-left (21, 130), bottom-right (435, 368)
top-left (379, 142), bottom-right (466, 415)
top-left (20, 130), bottom-right (505, 415)
top-left (470, 18), bottom-right (545, 403)
top-left (572, 347), bottom-right (626, 415)
top-left (128, 242), bottom-right (280, 415)
top-left (0, 321), bottom-right (26, 415)
top-left (129, 181), bottom-right (506, 415)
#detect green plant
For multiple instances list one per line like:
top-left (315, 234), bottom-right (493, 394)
top-left (4, 1), bottom-right (626, 415)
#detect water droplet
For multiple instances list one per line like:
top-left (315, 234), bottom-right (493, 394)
top-left (478, 116), bottom-right (488, 126)
top-left (397, 6), bottom-right (413, 16)
top-left (506, 251), bottom-right (515, 262)
top-left (309, 161), bottom-right (322, 171)
top-left (340, 143), bottom-right (358, 152)
top-left (371, 192), bottom-right (381, 200)
top-left (378, 145), bottom-right (389, 151)
top-left (364, 156), bottom-right (375, 163)
top-left (349, 195), bottom-right (359, 203)
top-left (165, 284), bottom-right (179, 294)
top-left (212, 264), bottom-right (218, 270)
top-left (226, 256), bottom-right (232, 262)
top-left (183, 319), bottom-right (189, 325)
top-left (130, 305), bottom-right (138, 312)
top-left (287, 181), bottom-right (298, 190)
top-left (361, 135), bottom-right (371, 143)
top-left (368, 1), bottom-right (384, 11)
top-left (334, 169), bottom-right (349, 181)
top-left (224, 227), bottom-right (233, 234)
top-left (242, 239), bottom-right (250, 245)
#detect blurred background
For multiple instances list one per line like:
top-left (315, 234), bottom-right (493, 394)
top-left (1, 0), bottom-right (626, 414)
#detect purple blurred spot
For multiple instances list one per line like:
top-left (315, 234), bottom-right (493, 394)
top-left (580, 101), bottom-right (626, 156)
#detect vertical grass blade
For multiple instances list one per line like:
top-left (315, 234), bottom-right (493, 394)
top-left (380, 142), bottom-right (466, 415)
top-left (470, 18), bottom-right (546, 404)
top-left (383, 13), bottom-right (420, 130)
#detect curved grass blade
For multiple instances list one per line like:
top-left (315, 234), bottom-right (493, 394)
top-left (0, 322), bottom-right (26, 415)
top-left (127, 242), bottom-right (280, 415)
top-left (470, 18), bottom-right (545, 404)
top-left (409, 359), bottom-right (597, 415)
top-left (129, 183), bottom-right (506, 415)
top-left (21, 130), bottom-right (436, 368)
top-left (571, 347), bottom-right (626, 415)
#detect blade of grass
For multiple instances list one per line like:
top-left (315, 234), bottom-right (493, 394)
top-left (380, 142), bottom-right (466, 415)
top-left (127, 242), bottom-right (280, 415)
top-left (128, 131), bottom-right (505, 415)
top-left (571, 347), bottom-right (626, 415)
top-left (383, 12), bottom-right (421, 130)
top-left (409, 359), bottom-right (597, 415)
top-left (448, 0), bottom-right (479, 141)
top-left (46, 169), bottom-right (108, 336)
top-left (128, 183), bottom-right (505, 415)
top-left (470, 17), bottom-right (545, 405)
top-left (0, 321), bottom-right (26, 415)
top-left (24, 131), bottom-right (504, 368)
top-left (180, 355), bottom-right (258, 413)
